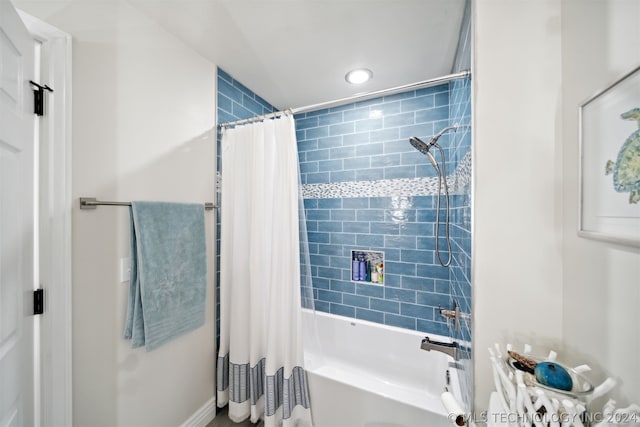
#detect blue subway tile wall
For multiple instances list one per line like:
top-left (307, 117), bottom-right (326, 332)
top-left (449, 79), bottom-right (473, 408)
top-left (216, 68), bottom-right (277, 347)
top-left (297, 82), bottom-right (470, 337)
top-left (447, 75), bottom-right (471, 352)
top-left (449, 77), bottom-right (473, 410)
top-left (449, 0), bottom-right (473, 411)
top-left (217, 68), bottom-right (277, 127)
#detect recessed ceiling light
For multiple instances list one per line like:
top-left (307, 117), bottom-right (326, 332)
top-left (345, 68), bottom-right (373, 85)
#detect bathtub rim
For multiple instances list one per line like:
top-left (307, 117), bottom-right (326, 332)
top-left (301, 307), bottom-right (453, 344)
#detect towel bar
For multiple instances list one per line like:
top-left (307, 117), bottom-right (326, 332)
top-left (80, 197), bottom-right (217, 211)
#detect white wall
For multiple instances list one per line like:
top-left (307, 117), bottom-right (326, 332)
top-left (473, 0), bottom-right (564, 413)
top-left (474, 0), bottom-right (640, 415)
top-left (15, 1), bottom-right (217, 425)
top-left (561, 0), bottom-right (640, 407)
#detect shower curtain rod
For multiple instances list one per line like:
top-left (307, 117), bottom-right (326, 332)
top-left (218, 69), bottom-right (471, 128)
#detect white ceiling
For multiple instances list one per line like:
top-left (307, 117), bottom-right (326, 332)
top-left (128, 0), bottom-right (467, 109)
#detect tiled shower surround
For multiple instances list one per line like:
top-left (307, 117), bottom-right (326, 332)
top-left (216, 66), bottom-right (471, 340)
top-left (296, 83), bottom-right (471, 336)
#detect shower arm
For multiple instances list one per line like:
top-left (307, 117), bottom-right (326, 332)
top-left (428, 123), bottom-right (470, 148)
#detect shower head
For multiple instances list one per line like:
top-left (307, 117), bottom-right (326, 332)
top-left (409, 136), bottom-right (432, 155)
top-left (409, 136), bottom-right (440, 171)
top-left (409, 127), bottom-right (454, 156)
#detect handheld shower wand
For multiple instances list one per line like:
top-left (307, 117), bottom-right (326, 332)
top-left (409, 124), bottom-right (469, 267)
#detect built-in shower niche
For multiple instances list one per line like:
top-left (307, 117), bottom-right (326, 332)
top-left (350, 250), bottom-right (384, 286)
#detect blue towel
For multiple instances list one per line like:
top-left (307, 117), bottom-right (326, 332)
top-left (123, 201), bottom-right (207, 351)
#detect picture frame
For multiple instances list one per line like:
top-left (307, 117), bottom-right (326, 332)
top-left (578, 65), bottom-right (640, 247)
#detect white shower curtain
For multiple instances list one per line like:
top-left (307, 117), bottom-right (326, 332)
top-left (217, 115), bottom-right (313, 427)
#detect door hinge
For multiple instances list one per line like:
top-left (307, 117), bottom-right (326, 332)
top-left (34, 288), bottom-right (44, 315)
top-left (29, 80), bottom-right (54, 116)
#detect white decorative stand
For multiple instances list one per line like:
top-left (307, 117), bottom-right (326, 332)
top-left (487, 343), bottom-right (631, 427)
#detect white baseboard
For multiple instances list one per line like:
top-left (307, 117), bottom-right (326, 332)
top-left (180, 397), bottom-right (216, 427)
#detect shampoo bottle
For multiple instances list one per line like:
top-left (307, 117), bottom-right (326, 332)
top-left (352, 252), bottom-right (360, 281)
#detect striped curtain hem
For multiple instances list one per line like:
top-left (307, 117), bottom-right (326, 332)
top-left (216, 353), bottom-right (310, 419)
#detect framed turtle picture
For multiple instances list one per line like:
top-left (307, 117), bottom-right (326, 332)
top-left (579, 65), bottom-right (640, 247)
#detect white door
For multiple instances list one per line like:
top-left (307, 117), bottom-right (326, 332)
top-left (0, 0), bottom-right (36, 426)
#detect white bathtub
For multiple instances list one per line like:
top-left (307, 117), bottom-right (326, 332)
top-left (302, 309), bottom-right (457, 427)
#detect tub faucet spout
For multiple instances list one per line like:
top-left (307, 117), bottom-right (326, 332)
top-left (420, 336), bottom-right (459, 361)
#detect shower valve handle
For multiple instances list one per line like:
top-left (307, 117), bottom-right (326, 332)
top-left (439, 303), bottom-right (461, 332)
top-left (438, 302), bottom-right (470, 332)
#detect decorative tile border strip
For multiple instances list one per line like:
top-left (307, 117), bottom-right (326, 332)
top-left (451, 150), bottom-right (472, 193)
top-left (302, 151), bottom-right (471, 199)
